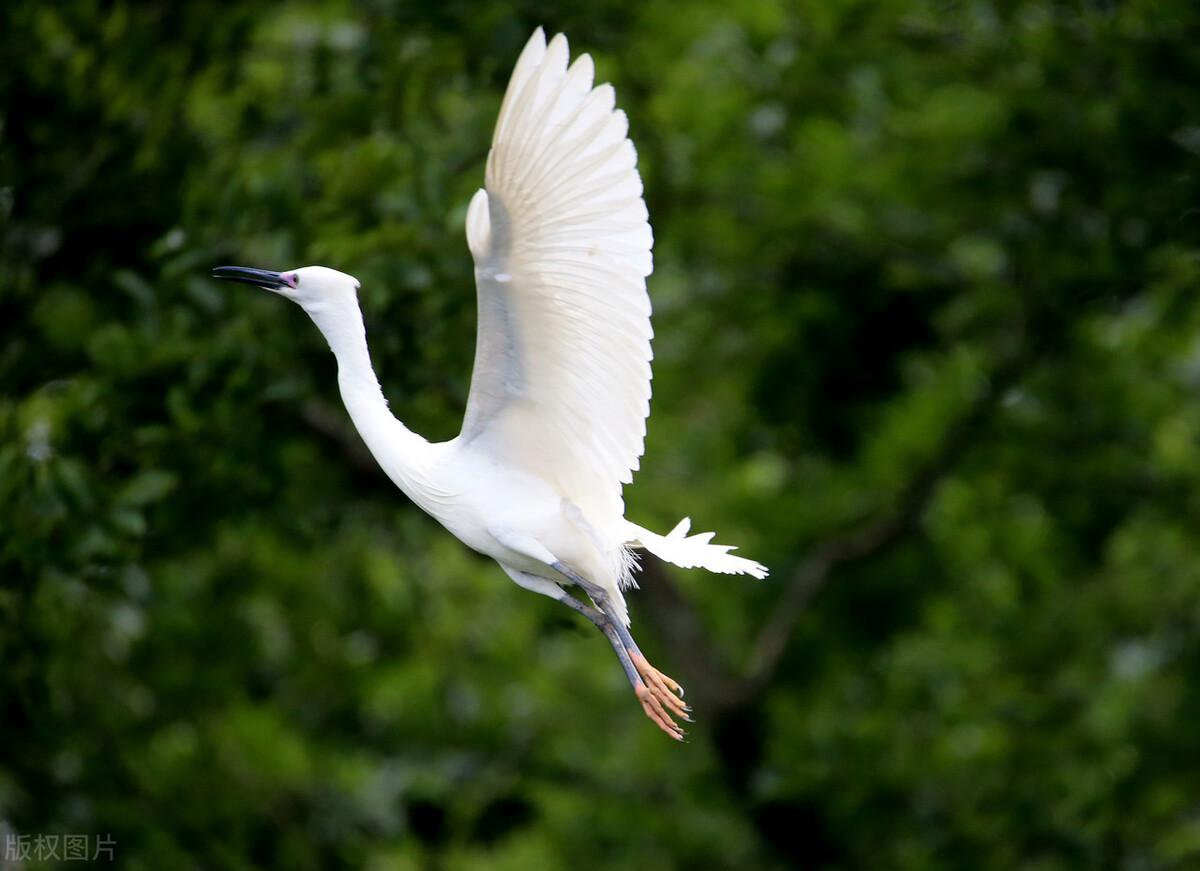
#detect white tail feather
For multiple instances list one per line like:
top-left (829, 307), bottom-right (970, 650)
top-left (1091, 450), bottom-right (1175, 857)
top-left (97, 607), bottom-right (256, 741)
top-left (627, 518), bottom-right (768, 579)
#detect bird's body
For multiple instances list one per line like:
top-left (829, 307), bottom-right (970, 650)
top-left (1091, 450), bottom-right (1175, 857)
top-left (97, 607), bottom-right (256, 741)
top-left (324, 295), bottom-right (632, 622)
top-left (214, 29), bottom-right (766, 739)
top-left (356, 425), bottom-right (616, 617)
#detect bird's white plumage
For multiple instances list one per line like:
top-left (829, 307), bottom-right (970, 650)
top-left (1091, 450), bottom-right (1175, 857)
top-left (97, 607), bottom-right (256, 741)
top-left (221, 29), bottom-right (767, 740)
top-left (627, 518), bottom-right (768, 578)
top-left (455, 28), bottom-right (767, 588)
top-left (461, 30), bottom-right (654, 585)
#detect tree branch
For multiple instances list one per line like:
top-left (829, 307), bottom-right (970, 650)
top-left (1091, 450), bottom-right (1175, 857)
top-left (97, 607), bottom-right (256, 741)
top-left (740, 357), bottom-right (1017, 696)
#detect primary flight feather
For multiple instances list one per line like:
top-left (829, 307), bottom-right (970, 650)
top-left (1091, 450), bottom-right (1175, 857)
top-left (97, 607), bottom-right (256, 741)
top-left (213, 28), bottom-right (767, 740)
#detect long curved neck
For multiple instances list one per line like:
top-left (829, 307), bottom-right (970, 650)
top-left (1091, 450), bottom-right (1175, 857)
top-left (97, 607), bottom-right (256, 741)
top-left (307, 300), bottom-right (432, 495)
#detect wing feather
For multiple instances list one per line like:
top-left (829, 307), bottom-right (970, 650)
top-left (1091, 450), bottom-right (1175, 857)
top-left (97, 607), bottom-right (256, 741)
top-left (461, 29), bottom-right (654, 531)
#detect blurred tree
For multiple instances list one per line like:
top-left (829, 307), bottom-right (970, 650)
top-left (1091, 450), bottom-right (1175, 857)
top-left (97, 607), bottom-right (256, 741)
top-left (3, 1), bottom-right (1200, 868)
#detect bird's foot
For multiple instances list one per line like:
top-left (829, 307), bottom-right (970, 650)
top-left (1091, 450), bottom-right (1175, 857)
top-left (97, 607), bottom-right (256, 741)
top-left (635, 685), bottom-right (687, 741)
top-left (631, 653), bottom-right (691, 740)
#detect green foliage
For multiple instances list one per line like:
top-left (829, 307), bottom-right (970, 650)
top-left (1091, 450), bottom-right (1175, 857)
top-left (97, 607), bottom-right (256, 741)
top-left (4, 0), bottom-right (1200, 867)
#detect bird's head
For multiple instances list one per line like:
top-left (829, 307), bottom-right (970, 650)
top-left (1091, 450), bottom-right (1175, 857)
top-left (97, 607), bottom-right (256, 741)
top-left (211, 264), bottom-right (361, 317)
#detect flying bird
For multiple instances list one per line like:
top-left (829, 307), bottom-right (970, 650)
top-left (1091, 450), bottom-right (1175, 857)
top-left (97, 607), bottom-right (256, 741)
top-left (213, 28), bottom-right (766, 740)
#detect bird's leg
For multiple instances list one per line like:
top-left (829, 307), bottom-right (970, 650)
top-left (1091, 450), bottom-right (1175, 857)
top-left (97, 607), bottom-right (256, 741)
top-left (559, 584), bottom-right (686, 740)
top-left (501, 564), bottom-right (684, 739)
top-left (551, 561), bottom-right (691, 730)
top-left (553, 590), bottom-right (605, 629)
top-left (602, 606), bottom-right (690, 720)
top-left (610, 621), bottom-right (687, 707)
top-left (596, 618), bottom-right (685, 740)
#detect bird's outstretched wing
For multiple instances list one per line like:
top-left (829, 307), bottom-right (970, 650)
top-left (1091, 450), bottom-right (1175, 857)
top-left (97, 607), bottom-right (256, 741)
top-left (460, 28), bottom-right (653, 526)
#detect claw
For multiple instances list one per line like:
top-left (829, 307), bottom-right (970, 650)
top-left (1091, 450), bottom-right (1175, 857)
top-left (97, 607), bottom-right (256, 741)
top-left (659, 671), bottom-right (685, 699)
top-left (649, 676), bottom-right (688, 715)
top-left (631, 653), bottom-right (690, 720)
top-left (636, 685), bottom-right (684, 740)
top-left (659, 685), bottom-right (690, 717)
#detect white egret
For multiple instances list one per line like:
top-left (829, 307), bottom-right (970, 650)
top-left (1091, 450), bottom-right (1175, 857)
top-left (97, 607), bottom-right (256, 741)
top-left (213, 28), bottom-right (766, 740)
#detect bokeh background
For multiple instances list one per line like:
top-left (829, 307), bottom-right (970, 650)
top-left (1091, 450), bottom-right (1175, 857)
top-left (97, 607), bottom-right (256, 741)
top-left (5, 1), bottom-right (1200, 868)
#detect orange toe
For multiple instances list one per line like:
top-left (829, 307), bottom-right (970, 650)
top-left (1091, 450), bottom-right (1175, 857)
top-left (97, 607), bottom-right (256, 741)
top-left (632, 654), bottom-right (690, 718)
top-left (636, 685), bottom-right (684, 740)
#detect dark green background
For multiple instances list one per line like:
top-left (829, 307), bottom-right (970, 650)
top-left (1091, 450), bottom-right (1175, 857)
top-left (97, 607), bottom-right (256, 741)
top-left (4, 1), bottom-right (1200, 868)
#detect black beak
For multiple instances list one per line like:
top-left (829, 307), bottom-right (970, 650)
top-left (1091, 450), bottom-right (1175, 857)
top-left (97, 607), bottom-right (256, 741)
top-left (211, 265), bottom-right (287, 290)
